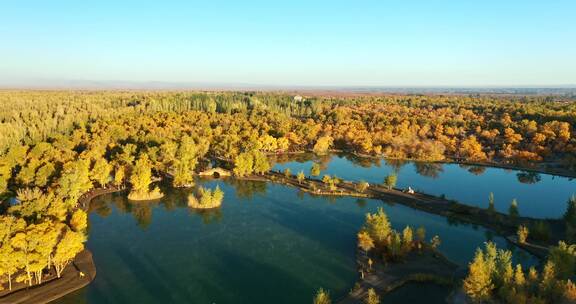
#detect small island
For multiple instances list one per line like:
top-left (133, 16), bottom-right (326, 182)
top-left (127, 155), bottom-right (164, 201)
top-left (187, 185), bottom-right (224, 209)
top-left (338, 208), bottom-right (457, 303)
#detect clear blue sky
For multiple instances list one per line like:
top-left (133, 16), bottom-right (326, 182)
top-left (1, 1), bottom-right (575, 87)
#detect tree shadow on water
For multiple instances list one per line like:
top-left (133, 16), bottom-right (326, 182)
top-left (115, 246), bottom-right (324, 304)
top-left (185, 248), bottom-right (329, 304)
top-left (113, 246), bottom-right (182, 303)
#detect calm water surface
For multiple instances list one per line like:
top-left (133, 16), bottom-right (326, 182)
top-left (273, 153), bottom-right (575, 219)
top-left (381, 282), bottom-right (451, 304)
top-left (55, 176), bottom-right (536, 304)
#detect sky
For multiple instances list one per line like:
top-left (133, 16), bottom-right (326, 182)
top-left (1, 1), bottom-right (575, 87)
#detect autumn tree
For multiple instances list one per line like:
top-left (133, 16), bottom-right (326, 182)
top-left (70, 209), bottom-right (88, 232)
top-left (464, 249), bottom-right (493, 302)
top-left (189, 185), bottom-right (224, 209)
top-left (509, 199), bottom-right (519, 218)
top-left (548, 242), bottom-right (576, 280)
top-left (58, 159), bottom-right (93, 208)
top-left (430, 235), bottom-right (441, 249)
top-left (53, 228), bottom-right (85, 278)
top-left (297, 170), bottom-right (305, 184)
top-left (310, 163), bottom-right (321, 177)
top-left (313, 288), bottom-right (331, 304)
top-left (128, 155), bottom-right (163, 200)
top-left (459, 136), bottom-right (487, 161)
top-left (365, 288), bottom-right (380, 304)
top-left (416, 226), bottom-right (426, 244)
top-left (313, 136), bottom-right (333, 155)
top-left (383, 174), bottom-right (397, 190)
top-left (357, 231), bottom-right (375, 256)
top-left (517, 225), bottom-right (528, 244)
top-left (488, 192), bottom-right (495, 213)
top-left (172, 136), bottom-right (198, 187)
top-left (252, 151), bottom-right (271, 174)
top-left (34, 162), bottom-right (55, 188)
top-left (91, 158), bottom-right (112, 188)
top-left (564, 280), bottom-right (576, 302)
top-left (402, 226), bottom-right (413, 252)
top-left (233, 152), bottom-right (254, 177)
top-left (113, 165), bottom-right (125, 188)
top-left (0, 216), bottom-right (26, 290)
top-left (130, 155), bottom-right (153, 195)
top-left (364, 208), bottom-right (391, 243)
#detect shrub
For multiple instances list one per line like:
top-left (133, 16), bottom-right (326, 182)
top-left (517, 225), bottom-right (529, 244)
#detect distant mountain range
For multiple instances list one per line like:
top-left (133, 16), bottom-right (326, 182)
top-left (1, 78), bottom-right (575, 95)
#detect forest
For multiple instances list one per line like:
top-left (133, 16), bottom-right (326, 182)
top-left (0, 90), bottom-right (575, 302)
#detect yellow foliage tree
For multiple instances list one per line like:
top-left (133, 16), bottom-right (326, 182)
top-left (53, 228), bottom-right (85, 278)
top-left (70, 209), bottom-right (88, 232)
top-left (357, 231), bottom-right (375, 255)
top-left (463, 249), bottom-right (493, 302)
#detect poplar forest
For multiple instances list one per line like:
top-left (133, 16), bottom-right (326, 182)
top-left (0, 90), bottom-right (576, 304)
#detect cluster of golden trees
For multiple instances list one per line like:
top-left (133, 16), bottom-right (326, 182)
top-left (464, 242), bottom-right (576, 303)
top-left (1, 91), bottom-right (575, 171)
top-left (187, 186), bottom-right (224, 209)
top-left (0, 203), bottom-right (86, 290)
top-left (313, 286), bottom-right (380, 304)
top-left (357, 208), bottom-right (440, 262)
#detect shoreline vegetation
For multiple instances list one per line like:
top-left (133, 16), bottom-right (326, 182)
top-left (126, 187), bottom-right (164, 201)
top-left (127, 155), bottom-right (165, 201)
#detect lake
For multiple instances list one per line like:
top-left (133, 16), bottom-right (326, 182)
top-left (272, 153), bottom-right (576, 219)
top-left (54, 174), bottom-right (536, 304)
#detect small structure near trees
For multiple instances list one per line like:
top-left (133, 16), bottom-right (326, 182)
top-left (198, 167), bottom-right (231, 178)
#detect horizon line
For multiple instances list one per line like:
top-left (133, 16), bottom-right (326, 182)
top-left (1, 79), bottom-right (575, 91)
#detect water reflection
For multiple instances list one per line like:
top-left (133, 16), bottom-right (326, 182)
top-left (385, 159), bottom-right (409, 173)
top-left (190, 208), bottom-right (223, 224)
top-left (381, 282), bottom-right (451, 304)
top-left (341, 153), bottom-right (381, 168)
top-left (89, 180), bottom-right (260, 226)
top-left (459, 164), bottom-right (487, 176)
top-left (130, 202), bottom-right (154, 229)
top-left (516, 171), bottom-right (542, 184)
top-left (272, 153), bottom-right (576, 218)
top-left (414, 162), bottom-right (444, 179)
top-left (355, 198), bottom-right (368, 208)
top-left (227, 179), bottom-right (268, 199)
